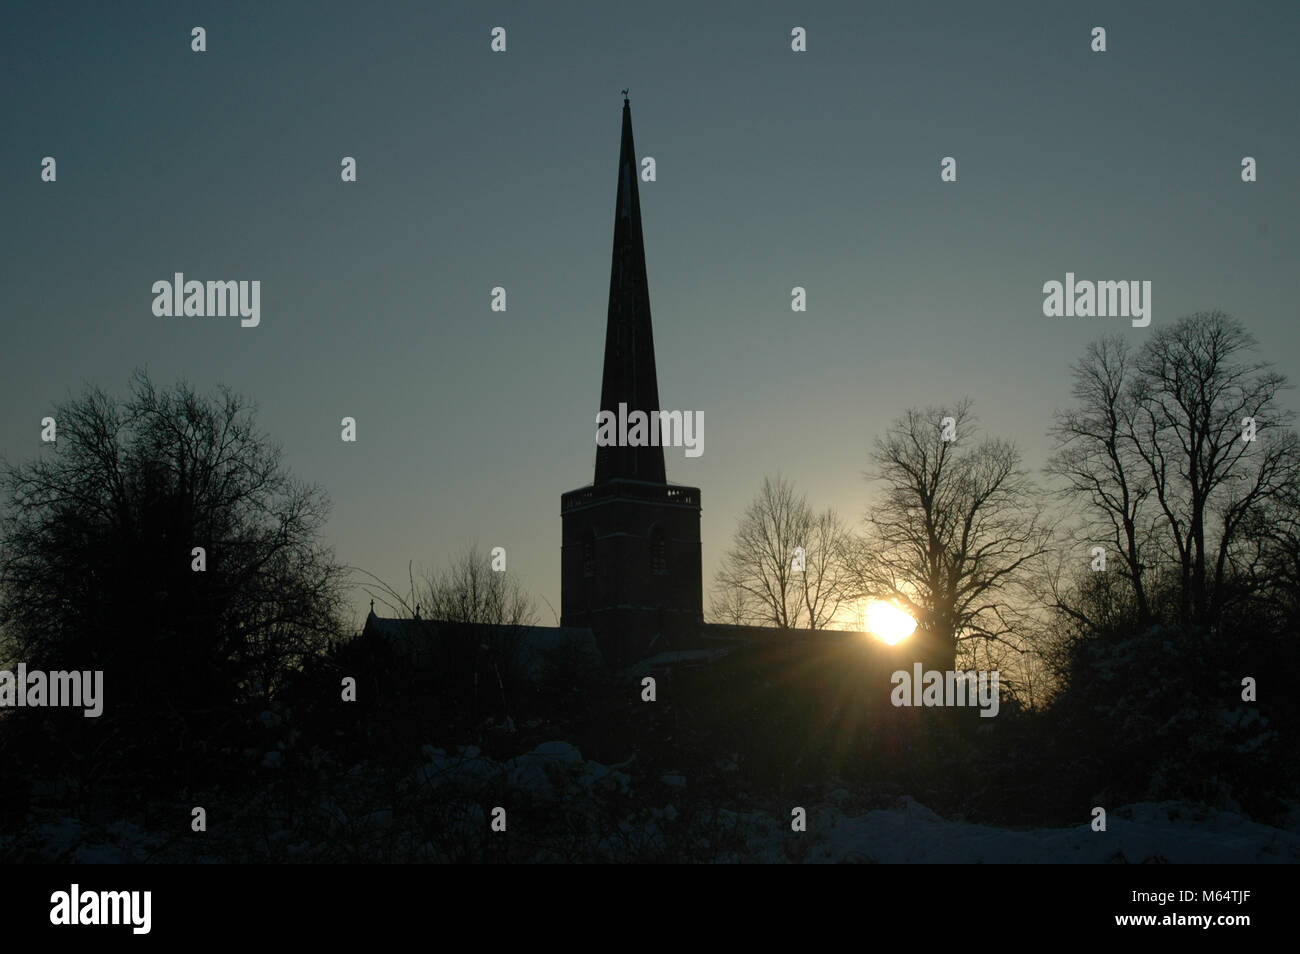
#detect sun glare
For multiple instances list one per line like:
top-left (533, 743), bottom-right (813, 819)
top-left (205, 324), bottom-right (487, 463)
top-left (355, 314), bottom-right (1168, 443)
top-left (862, 600), bottom-right (917, 645)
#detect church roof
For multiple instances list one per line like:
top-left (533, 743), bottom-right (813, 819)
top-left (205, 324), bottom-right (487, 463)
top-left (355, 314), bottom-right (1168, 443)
top-left (594, 96), bottom-right (667, 486)
top-left (700, 623), bottom-right (860, 642)
top-left (361, 610), bottom-right (601, 680)
top-left (364, 616), bottom-right (592, 647)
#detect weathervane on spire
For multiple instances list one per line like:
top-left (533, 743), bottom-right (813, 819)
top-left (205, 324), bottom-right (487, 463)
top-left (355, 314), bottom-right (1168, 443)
top-left (621, 88), bottom-right (629, 103)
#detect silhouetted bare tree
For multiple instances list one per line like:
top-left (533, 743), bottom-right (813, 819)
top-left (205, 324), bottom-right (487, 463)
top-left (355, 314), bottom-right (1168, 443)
top-left (1049, 313), bottom-right (1300, 631)
top-left (708, 585), bottom-right (758, 626)
top-left (851, 399), bottom-right (1051, 670)
top-left (362, 545), bottom-right (537, 629)
top-left (1047, 336), bottom-right (1157, 625)
top-left (712, 475), bottom-right (850, 630)
top-left (421, 545), bottom-right (537, 628)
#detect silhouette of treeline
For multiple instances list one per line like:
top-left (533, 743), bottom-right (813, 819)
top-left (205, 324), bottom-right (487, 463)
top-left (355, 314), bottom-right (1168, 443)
top-left (1, 312), bottom-right (1297, 861)
top-left (1040, 317), bottom-right (1299, 820)
top-left (0, 372), bottom-right (347, 834)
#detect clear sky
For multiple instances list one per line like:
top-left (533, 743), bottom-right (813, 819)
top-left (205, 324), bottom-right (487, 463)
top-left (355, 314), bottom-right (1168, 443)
top-left (3, 0), bottom-right (1297, 630)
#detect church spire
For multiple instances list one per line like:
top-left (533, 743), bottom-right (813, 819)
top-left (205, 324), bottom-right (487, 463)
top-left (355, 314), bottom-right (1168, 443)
top-left (594, 96), bottom-right (667, 485)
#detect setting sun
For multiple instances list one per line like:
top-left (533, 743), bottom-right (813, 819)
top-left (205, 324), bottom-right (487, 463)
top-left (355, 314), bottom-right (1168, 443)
top-left (861, 600), bottom-right (918, 645)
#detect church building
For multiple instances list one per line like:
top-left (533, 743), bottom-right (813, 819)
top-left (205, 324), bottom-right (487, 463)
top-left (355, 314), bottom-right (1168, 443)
top-left (559, 95), bottom-right (703, 668)
top-left (364, 98), bottom-right (941, 677)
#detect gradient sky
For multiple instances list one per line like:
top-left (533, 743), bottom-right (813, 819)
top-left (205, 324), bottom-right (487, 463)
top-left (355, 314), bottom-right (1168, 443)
top-left (3, 0), bottom-right (1297, 630)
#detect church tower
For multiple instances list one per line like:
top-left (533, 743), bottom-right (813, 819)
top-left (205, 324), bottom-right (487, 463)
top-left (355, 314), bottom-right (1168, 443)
top-left (561, 97), bottom-right (703, 667)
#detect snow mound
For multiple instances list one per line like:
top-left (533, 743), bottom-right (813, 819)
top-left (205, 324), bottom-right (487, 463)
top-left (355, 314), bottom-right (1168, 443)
top-left (786, 799), bottom-right (1300, 863)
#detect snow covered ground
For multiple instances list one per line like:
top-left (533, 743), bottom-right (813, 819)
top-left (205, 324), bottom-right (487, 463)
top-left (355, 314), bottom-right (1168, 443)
top-left (9, 740), bottom-right (1298, 863)
top-left (419, 741), bottom-right (1300, 863)
top-left (740, 797), bottom-right (1300, 863)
